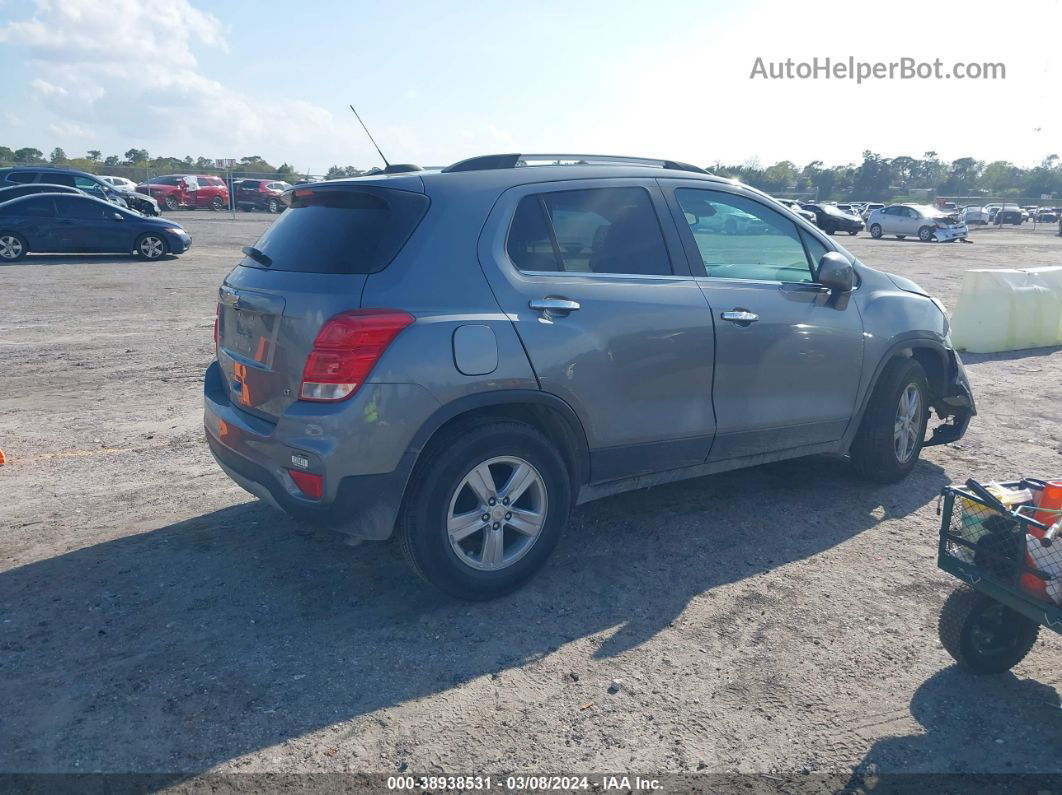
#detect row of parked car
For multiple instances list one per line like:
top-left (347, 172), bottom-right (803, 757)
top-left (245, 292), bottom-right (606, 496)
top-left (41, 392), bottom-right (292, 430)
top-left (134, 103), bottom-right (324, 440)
top-left (770, 199), bottom-right (960, 241)
top-left (135, 175), bottom-right (293, 213)
top-left (0, 166), bottom-right (191, 261)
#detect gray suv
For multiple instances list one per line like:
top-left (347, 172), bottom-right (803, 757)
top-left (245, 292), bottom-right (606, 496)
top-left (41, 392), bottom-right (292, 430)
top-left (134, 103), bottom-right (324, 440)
top-left (204, 154), bottom-right (975, 599)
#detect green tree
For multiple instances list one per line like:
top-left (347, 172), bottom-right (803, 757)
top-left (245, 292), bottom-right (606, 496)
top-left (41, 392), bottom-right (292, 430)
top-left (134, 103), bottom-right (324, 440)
top-left (14, 147), bottom-right (44, 163)
top-left (0, 146), bottom-right (14, 163)
top-left (104, 155), bottom-right (120, 166)
top-left (49, 147), bottom-right (67, 164)
top-left (86, 149), bottom-right (101, 162)
top-left (124, 148), bottom-right (149, 164)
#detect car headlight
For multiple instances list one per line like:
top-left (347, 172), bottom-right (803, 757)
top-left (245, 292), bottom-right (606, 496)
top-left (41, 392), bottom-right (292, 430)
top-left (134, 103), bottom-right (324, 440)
top-left (162, 226), bottom-right (185, 235)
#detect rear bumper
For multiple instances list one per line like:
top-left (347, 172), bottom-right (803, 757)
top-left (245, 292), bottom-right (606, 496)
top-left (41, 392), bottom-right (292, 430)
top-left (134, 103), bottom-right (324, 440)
top-left (203, 360), bottom-right (421, 540)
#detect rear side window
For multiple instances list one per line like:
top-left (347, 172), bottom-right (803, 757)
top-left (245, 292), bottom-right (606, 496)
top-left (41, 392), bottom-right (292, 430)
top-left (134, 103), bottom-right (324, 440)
top-left (9, 197), bottom-right (56, 217)
top-left (507, 187), bottom-right (671, 276)
top-left (6, 172), bottom-right (37, 184)
top-left (56, 196), bottom-right (111, 219)
top-left (242, 187), bottom-right (429, 274)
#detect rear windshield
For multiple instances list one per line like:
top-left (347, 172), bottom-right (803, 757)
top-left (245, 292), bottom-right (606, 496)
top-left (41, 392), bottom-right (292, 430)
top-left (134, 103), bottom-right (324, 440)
top-left (241, 187), bottom-right (429, 274)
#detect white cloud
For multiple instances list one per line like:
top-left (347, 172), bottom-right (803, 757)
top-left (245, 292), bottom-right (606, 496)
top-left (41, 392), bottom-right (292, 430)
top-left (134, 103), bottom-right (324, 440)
top-left (31, 78), bottom-right (67, 96)
top-left (0, 0), bottom-right (371, 170)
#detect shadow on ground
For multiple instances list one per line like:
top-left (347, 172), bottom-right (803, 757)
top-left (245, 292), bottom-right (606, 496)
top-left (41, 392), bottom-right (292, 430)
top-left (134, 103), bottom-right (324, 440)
top-left (1, 254), bottom-right (177, 267)
top-left (1, 456), bottom-right (948, 777)
top-left (844, 666), bottom-right (1061, 790)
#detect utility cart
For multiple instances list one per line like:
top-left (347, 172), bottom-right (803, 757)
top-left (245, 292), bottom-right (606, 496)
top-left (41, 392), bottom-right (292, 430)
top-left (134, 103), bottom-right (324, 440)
top-left (937, 479), bottom-right (1061, 673)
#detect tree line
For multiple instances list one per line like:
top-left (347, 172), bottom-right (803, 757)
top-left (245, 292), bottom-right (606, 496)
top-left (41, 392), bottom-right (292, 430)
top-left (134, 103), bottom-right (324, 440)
top-left (3, 145), bottom-right (1060, 200)
top-left (0, 146), bottom-right (305, 182)
top-left (711, 151), bottom-right (1062, 201)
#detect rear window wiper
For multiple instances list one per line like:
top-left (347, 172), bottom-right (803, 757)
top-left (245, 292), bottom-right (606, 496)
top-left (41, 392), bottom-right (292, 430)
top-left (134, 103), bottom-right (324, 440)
top-left (242, 246), bottom-right (272, 267)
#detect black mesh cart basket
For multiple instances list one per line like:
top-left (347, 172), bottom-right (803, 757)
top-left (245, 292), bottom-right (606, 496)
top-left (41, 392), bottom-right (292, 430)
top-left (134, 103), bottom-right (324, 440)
top-left (937, 478), bottom-right (1062, 673)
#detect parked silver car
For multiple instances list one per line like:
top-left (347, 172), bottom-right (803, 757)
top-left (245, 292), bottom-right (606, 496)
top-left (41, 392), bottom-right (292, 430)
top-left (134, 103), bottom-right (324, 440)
top-left (868, 204), bottom-right (968, 242)
top-left (204, 153), bottom-right (975, 599)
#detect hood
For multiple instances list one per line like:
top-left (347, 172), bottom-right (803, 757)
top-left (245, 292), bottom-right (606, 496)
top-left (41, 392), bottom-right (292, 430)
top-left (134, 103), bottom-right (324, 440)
top-left (886, 273), bottom-right (930, 297)
top-left (119, 188), bottom-right (157, 206)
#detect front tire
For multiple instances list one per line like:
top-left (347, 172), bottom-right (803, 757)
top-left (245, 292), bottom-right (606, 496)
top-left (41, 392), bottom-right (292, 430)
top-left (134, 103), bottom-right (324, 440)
top-left (847, 229), bottom-right (859, 236)
top-left (0, 232), bottom-right (28, 262)
top-left (850, 357), bottom-right (929, 482)
top-left (939, 586), bottom-right (1039, 673)
top-left (397, 421), bottom-right (571, 600)
top-left (164, 195), bottom-right (179, 211)
top-left (135, 233), bottom-right (167, 261)
top-left (918, 225), bottom-right (935, 242)
top-left (870, 223), bottom-right (883, 239)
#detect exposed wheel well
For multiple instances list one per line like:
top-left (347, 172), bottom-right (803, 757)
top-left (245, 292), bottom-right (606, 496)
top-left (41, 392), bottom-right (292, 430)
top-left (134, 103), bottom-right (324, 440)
top-left (908, 346), bottom-right (947, 404)
top-left (415, 402), bottom-right (588, 499)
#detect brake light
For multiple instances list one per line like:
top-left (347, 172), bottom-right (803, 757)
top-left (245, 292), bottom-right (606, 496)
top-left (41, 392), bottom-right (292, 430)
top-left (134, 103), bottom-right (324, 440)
top-left (288, 469), bottom-right (323, 499)
top-left (299, 310), bottom-right (414, 402)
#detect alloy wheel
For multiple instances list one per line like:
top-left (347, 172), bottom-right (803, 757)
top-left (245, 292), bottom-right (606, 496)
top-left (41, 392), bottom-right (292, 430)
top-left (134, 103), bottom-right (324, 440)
top-left (0, 234), bottom-right (23, 260)
top-left (139, 235), bottom-right (165, 259)
top-left (893, 383), bottom-right (922, 463)
top-left (446, 456), bottom-right (548, 571)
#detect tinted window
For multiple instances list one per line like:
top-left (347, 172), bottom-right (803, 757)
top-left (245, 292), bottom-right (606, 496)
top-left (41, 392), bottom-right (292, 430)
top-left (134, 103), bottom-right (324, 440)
top-left (676, 188), bottom-right (813, 282)
top-left (507, 197), bottom-right (559, 272)
top-left (243, 187), bottom-right (429, 274)
top-left (508, 187), bottom-right (671, 276)
top-left (11, 197), bottom-right (56, 217)
top-left (56, 196), bottom-right (111, 219)
top-left (6, 172), bottom-right (37, 184)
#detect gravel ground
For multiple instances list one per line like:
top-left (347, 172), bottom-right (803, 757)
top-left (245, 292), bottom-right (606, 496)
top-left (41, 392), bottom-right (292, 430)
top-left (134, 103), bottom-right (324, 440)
top-left (1, 216), bottom-right (1060, 784)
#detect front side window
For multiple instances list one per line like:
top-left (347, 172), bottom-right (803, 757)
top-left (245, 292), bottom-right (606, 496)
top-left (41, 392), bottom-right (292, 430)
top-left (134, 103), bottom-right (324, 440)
top-left (506, 187), bottom-right (671, 276)
top-left (676, 188), bottom-right (813, 283)
top-left (6, 172), bottom-right (37, 184)
top-left (74, 177), bottom-right (106, 197)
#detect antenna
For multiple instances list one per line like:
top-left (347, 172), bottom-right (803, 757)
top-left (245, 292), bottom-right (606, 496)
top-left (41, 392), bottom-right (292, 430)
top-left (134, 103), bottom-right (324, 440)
top-left (349, 105), bottom-right (390, 169)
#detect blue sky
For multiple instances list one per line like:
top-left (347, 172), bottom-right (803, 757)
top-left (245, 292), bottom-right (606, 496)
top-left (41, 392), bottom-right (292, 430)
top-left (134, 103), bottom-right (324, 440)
top-left (1, 0), bottom-right (1059, 174)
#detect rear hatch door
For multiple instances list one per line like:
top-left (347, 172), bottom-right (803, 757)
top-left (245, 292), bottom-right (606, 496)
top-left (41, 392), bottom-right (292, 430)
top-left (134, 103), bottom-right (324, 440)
top-left (216, 181), bottom-right (429, 422)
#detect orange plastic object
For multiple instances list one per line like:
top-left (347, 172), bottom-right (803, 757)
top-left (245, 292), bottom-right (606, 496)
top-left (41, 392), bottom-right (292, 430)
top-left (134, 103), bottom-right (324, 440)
top-left (0, 448), bottom-right (5, 465)
top-left (1034, 481), bottom-right (1062, 525)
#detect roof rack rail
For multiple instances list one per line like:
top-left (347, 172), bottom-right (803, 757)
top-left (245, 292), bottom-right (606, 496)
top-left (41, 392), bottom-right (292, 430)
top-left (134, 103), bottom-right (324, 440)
top-left (441, 153), bottom-right (710, 175)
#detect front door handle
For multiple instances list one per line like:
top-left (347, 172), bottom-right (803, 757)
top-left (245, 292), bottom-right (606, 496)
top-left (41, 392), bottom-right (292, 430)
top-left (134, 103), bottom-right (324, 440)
top-left (720, 309), bottom-right (759, 326)
top-left (529, 297), bottom-right (580, 317)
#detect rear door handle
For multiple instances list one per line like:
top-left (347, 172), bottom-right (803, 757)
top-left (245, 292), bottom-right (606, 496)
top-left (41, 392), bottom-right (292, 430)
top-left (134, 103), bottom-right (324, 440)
top-left (529, 297), bottom-right (580, 317)
top-left (721, 309), bottom-right (759, 326)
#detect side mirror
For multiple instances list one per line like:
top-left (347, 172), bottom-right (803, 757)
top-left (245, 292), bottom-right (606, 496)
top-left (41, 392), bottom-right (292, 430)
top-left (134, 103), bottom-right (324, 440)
top-left (817, 251), bottom-right (854, 292)
top-left (112, 212), bottom-right (124, 221)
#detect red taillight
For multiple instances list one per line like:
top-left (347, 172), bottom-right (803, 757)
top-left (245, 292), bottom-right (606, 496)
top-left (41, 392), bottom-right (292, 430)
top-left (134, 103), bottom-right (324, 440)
top-left (288, 469), bottom-right (323, 499)
top-left (299, 310), bottom-right (414, 402)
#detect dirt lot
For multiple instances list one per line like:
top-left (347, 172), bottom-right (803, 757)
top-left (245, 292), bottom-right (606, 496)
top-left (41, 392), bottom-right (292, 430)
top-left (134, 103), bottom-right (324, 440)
top-left (1, 216), bottom-right (1060, 784)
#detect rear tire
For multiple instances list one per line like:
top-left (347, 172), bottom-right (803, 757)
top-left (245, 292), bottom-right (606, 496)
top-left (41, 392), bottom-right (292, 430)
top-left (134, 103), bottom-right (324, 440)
top-left (267, 198), bottom-right (281, 214)
top-left (870, 223), bottom-right (883, 239)
top-left (850, 357), bottom-right (929, 482)
top-left (212, 196), bottom-right (225, 211)
top-left (939, 586), bottom-right (1039, 673)
top-left (0, 232), bottom-right (28, 262)
top-left (397, 420), bottom-right (571, 600)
